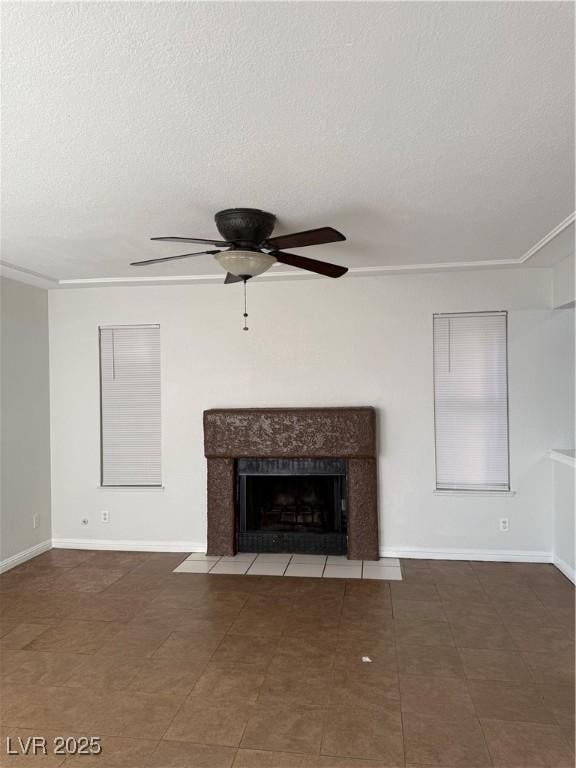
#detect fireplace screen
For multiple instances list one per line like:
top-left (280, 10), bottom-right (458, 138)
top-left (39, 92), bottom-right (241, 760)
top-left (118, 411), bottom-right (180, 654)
top-left (236, 458), bottom-right (347, 554)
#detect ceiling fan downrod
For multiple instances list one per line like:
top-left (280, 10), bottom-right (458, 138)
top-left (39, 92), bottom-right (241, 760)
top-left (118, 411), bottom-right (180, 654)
top-left (243, 278), bottom-right (249, 331)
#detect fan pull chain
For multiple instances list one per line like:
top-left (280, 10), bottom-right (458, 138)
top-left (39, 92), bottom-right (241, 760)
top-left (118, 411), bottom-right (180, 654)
top-left (243, 278), bottom-right (249, 331)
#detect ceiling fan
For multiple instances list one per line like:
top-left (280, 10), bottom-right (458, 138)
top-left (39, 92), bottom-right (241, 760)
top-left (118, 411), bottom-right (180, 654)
top-left (130, 207), bottom-right (348, 282)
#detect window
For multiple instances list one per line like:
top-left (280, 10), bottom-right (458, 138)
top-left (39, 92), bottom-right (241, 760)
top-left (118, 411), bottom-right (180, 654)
top-left (433, 312), bottom-right (509, 491)
top-left (99, 325), bottom-right (161, 487)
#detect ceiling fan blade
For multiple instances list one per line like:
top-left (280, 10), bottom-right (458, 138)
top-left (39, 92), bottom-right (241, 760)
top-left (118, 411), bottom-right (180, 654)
top-left (273, 251), bottom-right (348, 278)
top-left (224, 272), bottom-right (243, 284)
top-left (151, 236), bottom-right (231, 246)
top-left (131, 250), bottom-right (220, 266)
top-left (265, 226), bottom-right (345, 250)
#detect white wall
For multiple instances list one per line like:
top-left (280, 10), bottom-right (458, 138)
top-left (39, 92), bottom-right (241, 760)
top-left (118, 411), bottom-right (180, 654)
top-left (49, 267), bottom-right (564, 559)
top-left (550, 303), bottom-right (575, 582)
top-left (553, 458), bottom-right (575, 581)
top-left (553, 252), bottom-right (575, 308)
top-left (1, 277), bottom-right (52, 565)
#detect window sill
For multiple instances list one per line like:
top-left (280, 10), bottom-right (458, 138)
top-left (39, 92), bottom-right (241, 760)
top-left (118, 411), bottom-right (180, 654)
top-left (433, 490), bottom-right (516, 497)
top-left (97, 485), bottom-right (165, 491)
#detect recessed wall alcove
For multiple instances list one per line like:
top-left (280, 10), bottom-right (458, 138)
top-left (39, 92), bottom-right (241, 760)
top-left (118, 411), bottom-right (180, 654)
top-left (203, 407), bottom-right (379, 560)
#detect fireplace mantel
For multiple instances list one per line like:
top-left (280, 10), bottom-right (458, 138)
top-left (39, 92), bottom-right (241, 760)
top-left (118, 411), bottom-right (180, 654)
top-left (203, 407), bottom-right (379, 560)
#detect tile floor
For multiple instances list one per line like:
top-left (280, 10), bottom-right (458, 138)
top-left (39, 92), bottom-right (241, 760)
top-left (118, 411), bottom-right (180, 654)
top-left (173, 553), bottom-right (403, 580)
top-left (0, 549), bottom-right (573, 767)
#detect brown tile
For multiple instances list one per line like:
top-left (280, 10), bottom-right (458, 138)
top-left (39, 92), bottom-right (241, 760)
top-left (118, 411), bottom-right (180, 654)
top-left (259, 663), bottom-right (332, 706)
top-left (228, 611), bottom-right (288, 638)
top-left (133, 602), bottom-right (234, 633)
top-left (450, 616), bottom-right (516, 650)
top-left (337, 625), bottom-right (396, 659)
top-left (0, 684), bottom-right (181, 739)
top-left (333, 647), bottom-right (397, 675)
top-left (319, 759), bottom-right (399, 768)
top-left (330, 667), bottom-right (399, 710)
top-left (50, 566), bottom-right (128, 593)
top-left (62, 735), bottom-right (158, 767)
top-left (397, 645), bottom-right (464, 678)
top-left (164, 701), bottom-right (251, 747)
top-left (30, 549), bottom-right (96, 568)
top-left (390, 583), bottom-right (440, 602)
top-left (154, 630), bottom-right (225, 658)
top-left (233, 750), bottom-right (318, 768)
top-left (189, 663), bottom-right (265, 704)
top-left (442, 600), bottom-right (499, 623)
top-left (83, 551), bottom-right (150, 570)
top-left (435, 581), bottom-right (488, 603)
top-left (522, 649), bottom-right (575, 685)
top-left (0, 650), bottom-right (87, 685)
top-left (97, 624), bottom-right (172, 658)
top-left (344, 581), bottom-right (390, 599)
top-left (459, 648), bottom-right (532, 682)
top-left (507, 623), bottom-right (575, 654)
top-left (0, 622), bottom-right (18, 639)
top-left (538, 683), bottom-right (576, 734)
top-left (392, 600), bottom-right (447, 622)
top-left (63, 653), bottom-right (144, 690)
top-left (241, 705), bottom-right (324, 755)
top-left (321, 707), bottom-right (404, 763)
top-left (481, 718), bottom-right (575, 767)
top-left (340, 603), bottom-right (392, 627)
top-left (0, 593), bottom-right (71, 623)
top-left (399, 675), bottom-right (475, 719)
top-left (272, 634), bottom-right (337, 671)
top-left (403, 712), bottom-right (491, 767)
top-left (25, 620), bottom-right (122, 654)
top-left (468, 680), bottom-right (556, 723)
top-left (102, 572), bottom-right (168, 596)
top-left (0, 623), bottom-right (52, 650)
top-left (211, 634), bottom-right (280, 670)
top-left (129, 655), bottom-right (211, 696)
top-left (146, 740), bottom-right (235, 768)
top-left (133, 552), bottom-right (190, 572)
top-left (66, 594), bottom-right (153, 623)
top-left (394, 619), bottom-right (455, 648)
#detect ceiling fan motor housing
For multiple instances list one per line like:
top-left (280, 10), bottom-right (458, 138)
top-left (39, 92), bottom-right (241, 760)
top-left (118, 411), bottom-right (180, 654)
top-left (215, 208), bottom-right (276, 247)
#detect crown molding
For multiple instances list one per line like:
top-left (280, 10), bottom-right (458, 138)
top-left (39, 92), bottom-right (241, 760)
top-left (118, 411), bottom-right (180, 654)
top-left (0, 260), bottom-right (58, 289)
top-left (518, 211), bottom-right (575, 263)
top-left (3, 212), bottom-right (574, 289)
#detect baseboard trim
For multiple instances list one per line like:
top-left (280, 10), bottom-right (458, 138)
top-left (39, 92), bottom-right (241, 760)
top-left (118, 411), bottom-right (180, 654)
top-left (0, 540), bottom-right (52, 574)
top-left (52, 538), bottom-right (206, 553)
top-left (51, 539), bottom-right (555, 564)
top-left (380, 546), bottom-right (553, 563)
top-left (553, 554), bottom-right (576, 584)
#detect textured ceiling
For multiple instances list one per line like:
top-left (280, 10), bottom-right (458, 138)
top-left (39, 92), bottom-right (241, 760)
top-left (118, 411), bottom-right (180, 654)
top-left (1, 1), bottom-right (574, 284)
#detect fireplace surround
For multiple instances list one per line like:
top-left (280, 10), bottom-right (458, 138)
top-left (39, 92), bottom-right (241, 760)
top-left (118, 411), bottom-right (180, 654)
top-left (203, 407), bottom-right (379, 560)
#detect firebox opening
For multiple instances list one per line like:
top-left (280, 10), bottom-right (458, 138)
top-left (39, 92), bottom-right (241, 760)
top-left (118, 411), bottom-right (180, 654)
top-left (236, 458), bottom-right (347, 555)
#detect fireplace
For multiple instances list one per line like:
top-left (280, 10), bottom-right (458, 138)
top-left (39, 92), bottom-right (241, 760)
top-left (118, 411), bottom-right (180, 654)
top-left (203, 407), bottom-right (379, 560)
top-left (237, 458), bottom-right (347, 554)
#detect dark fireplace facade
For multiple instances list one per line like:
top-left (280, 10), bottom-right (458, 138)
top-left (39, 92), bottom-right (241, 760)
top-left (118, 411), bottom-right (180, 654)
top-left (237, 458), bottom-right (347, 555)
top-left (203, 407), bottom-right (379, 560)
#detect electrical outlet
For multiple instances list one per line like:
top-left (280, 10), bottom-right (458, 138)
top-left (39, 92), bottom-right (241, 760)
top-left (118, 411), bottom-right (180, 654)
top-left (32, 514), bottom-right (40, 530)
top-left (500, 518), bottom-right (510, 532)
top-left (101, 510), bottom-right (110, 523)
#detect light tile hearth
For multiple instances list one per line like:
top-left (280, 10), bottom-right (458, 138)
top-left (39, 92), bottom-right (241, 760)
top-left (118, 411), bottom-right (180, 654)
top-left (173, 553), bottom-right (403, 579)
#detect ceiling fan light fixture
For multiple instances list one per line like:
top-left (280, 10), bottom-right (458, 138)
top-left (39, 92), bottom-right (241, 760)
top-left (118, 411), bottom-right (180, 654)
top-left (214, 249), bottom-right (276, 278)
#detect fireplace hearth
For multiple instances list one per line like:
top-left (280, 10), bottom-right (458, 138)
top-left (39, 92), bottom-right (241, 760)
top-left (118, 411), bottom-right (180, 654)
top-left (203, 407), bottom-right (379, 560)
top-left (237, 458), bottom-right (347, 554)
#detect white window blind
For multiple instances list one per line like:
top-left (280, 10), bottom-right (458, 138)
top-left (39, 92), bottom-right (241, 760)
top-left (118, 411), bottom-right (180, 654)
top-left (99, 325), bottom-right (161, 487)
top-left (433, 312), bottom-right (510, 491)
